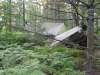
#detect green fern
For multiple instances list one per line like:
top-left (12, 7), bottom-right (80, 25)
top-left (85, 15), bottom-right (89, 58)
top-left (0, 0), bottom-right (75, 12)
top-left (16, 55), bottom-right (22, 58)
top-left (0, 41), bottom-right (85, 75)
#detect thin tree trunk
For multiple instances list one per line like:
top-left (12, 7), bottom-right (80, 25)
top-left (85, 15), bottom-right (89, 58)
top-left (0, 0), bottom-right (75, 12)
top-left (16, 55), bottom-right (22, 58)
top-left (46, 0), bottom-right (49, 22)
top-left (69, 11), bottom-right (74, 28)
top-left (56, 4), bottom-right (60, 23)
top-left (3, 0), bottom-right (7, 33)
top-left (55, 1), bottom-right (61, 23)
top-left (8, 0), bottom-right (12, 32)
top-left (73, 13), bottom-right (78, 26)
top-left (23, 0), bottom-right (25, 27)
top-left (18, 0), bottom-right (21, 27)
top-left (86, 0), bottom-right (95, 75)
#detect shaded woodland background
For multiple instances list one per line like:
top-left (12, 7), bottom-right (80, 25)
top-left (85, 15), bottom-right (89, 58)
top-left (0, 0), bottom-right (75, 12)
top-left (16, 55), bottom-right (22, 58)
top-left (0, 0), bottom-right (100, 75)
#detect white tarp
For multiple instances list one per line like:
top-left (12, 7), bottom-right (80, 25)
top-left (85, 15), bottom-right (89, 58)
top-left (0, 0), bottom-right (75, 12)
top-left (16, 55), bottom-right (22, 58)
top-left (51, 26), bottom-right (82, 46)
top-left (42, 23), bottom-right (66, 36)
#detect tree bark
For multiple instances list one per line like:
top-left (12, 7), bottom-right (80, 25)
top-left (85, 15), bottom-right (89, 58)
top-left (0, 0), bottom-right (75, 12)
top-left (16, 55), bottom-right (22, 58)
top-left (86, 0), bottom-right (95, 75)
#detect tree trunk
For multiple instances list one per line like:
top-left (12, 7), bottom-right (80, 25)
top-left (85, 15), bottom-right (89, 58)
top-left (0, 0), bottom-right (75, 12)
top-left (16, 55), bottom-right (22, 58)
top-left (55, 1), bottom-right (61, 23)
top-left (68, 11), bottom-right (74, 28)
top-left (86, 0), bottom-right (95, 75)
top-left (23, 0), bottom-right (25, 27)
top-left (8, 0), bottom-right (12, 32)
top-left (73, 13), bottom-right (79, 26)
top-left (46, 0), bottom-right (49, 22)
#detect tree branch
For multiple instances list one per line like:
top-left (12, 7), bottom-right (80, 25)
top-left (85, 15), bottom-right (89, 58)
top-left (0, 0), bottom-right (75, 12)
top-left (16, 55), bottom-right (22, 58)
top-left (33, 14), bottom-right (77, 21)
top-left (5, 24), bottom-right (68, 45)
top-left (94, 46), bottom-right (100, 49)
top-left (25, 12), bottom-right (87, 21)
top-left (90, 0), bottom-right (95, 6)
top-left (33, 1), bottom-right (73, 14)
top-left (34, 0), bottom-right (88, 19)
top-left (89, 54), bottom-right (100, 61)
top-left (68, 0), bottom-right (88, 19)
top-left (77, 0), bottom-right (89, 7)
top-left (94, 2), bottom-right (100, 7)
top-left (94, 34), bottom-right (100, 41)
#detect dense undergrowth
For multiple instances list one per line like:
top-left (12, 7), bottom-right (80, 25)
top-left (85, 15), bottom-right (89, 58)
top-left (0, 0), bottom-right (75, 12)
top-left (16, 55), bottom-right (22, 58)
top-left (0, 32), bottom-right (87, 75)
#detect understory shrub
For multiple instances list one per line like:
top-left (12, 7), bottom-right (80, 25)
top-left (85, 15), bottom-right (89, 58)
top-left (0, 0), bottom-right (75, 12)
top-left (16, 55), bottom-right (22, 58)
top-left (34, 45), bottom-right (66, 54)
top-left (0, 31), bottom-right (86, 75)
top-left (0, 43), bottom-right (85, 75)
top-left (0, 32), bottom-right (29, 45)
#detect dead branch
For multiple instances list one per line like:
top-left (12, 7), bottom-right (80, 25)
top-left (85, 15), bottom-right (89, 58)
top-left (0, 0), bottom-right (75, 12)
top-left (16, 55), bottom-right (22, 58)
top-left (94, 34), bottom-right (100, 40)
top-left (25, 12), bottom-right (87, 21)
top-left (6, 24), bottom-right (68, 45)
